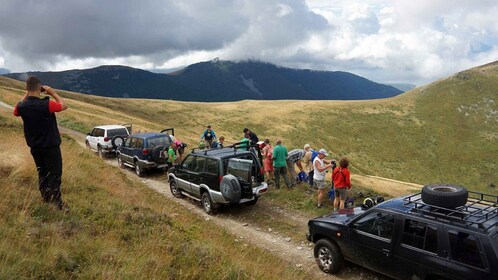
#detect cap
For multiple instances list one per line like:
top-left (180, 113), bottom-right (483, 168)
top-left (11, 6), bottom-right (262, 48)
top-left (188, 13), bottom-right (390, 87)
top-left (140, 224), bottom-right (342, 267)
top-left (304, 144), bottom-right (310, 150)
top-left (318, 149), bottom-right (329, 156)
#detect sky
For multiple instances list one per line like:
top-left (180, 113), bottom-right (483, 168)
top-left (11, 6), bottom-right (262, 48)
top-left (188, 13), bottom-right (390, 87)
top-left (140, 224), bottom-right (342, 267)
top-left (0, 0), bottom-right (497, 86)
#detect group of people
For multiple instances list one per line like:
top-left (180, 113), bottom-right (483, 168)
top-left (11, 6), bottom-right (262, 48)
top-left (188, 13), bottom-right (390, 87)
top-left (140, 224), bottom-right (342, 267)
top-left (14, 76), bottom-right (351, 212)
top-left (261, 139), bottom-right (352, 209)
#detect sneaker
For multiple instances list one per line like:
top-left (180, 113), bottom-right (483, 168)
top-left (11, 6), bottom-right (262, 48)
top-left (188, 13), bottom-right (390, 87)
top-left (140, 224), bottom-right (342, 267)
top-left (317, 203), bottom-right (322, 208)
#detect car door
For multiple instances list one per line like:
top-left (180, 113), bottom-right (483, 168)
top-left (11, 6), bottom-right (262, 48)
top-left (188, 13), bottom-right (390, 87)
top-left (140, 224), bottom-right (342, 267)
top-left (88, 128), bottom-right (103, 150)
top-left (350, 210), bottom-right (396, 275)
top-left (393, 218), bottom-right (444, 280)
top-left (119, 137), bottom-right (134, 164)
top-left (175, 155), bottom-right (195, 194)
top-left (190, 156), bottom-right (206, 197)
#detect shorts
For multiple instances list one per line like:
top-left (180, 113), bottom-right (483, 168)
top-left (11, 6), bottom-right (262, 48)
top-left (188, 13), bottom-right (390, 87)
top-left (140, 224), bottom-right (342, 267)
top-left (334, 187), bottom-right (348, 198)
top-left (314, 179), bottom-right (326, 190)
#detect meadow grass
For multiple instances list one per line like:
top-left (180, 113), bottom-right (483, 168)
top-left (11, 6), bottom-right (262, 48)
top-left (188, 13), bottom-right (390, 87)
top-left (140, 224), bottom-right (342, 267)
top-left (0, 111), bottom-right (310, 279)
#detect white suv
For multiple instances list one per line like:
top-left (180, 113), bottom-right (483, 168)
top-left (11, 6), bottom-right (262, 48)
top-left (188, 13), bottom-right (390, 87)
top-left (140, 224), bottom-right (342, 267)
top-left (85, 124), bottom-right (131, 157)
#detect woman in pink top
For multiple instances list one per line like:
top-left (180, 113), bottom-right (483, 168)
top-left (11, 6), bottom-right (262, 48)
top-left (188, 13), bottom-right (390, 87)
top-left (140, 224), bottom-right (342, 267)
top-left (262, 139), bottom-right (274, 184)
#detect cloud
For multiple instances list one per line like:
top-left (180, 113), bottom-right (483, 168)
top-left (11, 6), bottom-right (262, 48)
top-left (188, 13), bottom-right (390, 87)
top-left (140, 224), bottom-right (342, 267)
top-left (0, 0), bottom-right (497, 85)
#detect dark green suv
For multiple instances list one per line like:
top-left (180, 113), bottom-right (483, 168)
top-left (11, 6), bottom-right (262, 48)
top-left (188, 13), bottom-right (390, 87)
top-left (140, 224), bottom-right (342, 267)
top-left (306, 184), bottom-right (498, 280)
top-left (168, 144), bottom-right (268, 214)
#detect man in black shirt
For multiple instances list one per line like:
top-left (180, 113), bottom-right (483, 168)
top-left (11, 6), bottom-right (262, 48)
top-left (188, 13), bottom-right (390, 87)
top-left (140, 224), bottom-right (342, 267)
top-left (243, 128), bottom-right (259, 145)
top-left (14, 76), bottom-right (68, 210)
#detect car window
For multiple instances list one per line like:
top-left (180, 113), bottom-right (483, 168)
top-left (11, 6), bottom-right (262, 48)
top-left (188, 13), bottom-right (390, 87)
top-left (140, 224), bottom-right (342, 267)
top-left (402, 219), bottom-right (438, 253)
top-left (193, 157), bottom-right (206, 173)
top-left (136, 138), bottom-right (144, 149)
top-left (130, 138), bottom-right (138, 148)
top-left (353, 211), bottom-right (395, 239)
top-left (206, 158), bottom-right (218, 175)
top-left (92, 128), bottom-right (104, 137)
top-left (107, 128), bottom-right (129, 137)
top-left (448, 231), bottom-right (484, 268)
top-left (147, 136), bottom-right (170, 148)
top-left (182, 155), bottom-right (195, 171)
top-left (124, 137), bottom-right (131, 147)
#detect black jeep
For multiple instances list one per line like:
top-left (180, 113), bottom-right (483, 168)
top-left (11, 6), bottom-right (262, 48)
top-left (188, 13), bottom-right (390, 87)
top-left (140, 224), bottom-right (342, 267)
top-left (306, 184), bottom-right (498, 280)
top-left (167, 143), bottom-right (268, 214)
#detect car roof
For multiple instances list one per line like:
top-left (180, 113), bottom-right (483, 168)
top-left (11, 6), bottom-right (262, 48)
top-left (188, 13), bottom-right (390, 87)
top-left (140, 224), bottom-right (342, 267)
top-left (376, 194), bottom-right (498, 234)
top-left (94, 125), bottom-right (127, 130)
top-left (190, 147), bottom-right (255, 159)
top-left (129, 132), bottom-right (169, 138)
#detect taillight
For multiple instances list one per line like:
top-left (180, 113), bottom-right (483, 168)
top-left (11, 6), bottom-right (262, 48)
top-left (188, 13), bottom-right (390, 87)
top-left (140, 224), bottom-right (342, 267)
top-left (104, 137), bottom-right (110, 142)
top-left (219, 176), bottom-right (223, 184)
top-left (142, 149), bottom-right (149, 155)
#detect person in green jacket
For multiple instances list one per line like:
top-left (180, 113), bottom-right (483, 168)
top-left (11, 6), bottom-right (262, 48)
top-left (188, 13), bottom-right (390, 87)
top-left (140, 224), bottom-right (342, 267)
top-left (239, 134), bottom-right (250, 151)
top-left (167, 142), bottom-right (177, 168)
top-left (272, 139), bottom-right (292, 189)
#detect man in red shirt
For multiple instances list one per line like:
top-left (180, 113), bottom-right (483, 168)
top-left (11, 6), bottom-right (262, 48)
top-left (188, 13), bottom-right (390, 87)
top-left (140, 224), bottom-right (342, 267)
top-left (14, 76), bottom-right (68, 210)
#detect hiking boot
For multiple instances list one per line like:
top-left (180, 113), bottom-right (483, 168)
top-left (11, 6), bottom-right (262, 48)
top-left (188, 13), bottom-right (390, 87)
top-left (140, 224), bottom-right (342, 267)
top-left (317, 203), bottom-right (323, 208)
top-left (57, 201), bottom-right (70, 212)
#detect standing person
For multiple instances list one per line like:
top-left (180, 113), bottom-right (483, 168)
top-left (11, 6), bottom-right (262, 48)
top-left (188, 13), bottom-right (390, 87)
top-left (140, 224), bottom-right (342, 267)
top-left (262, 139), bottom-right (274, 184)
top-left (13, 76), bottom-right (68, 210)
top-left (303, 144), bottom-right (314, 193)
top-left (239, 134), bottom-right (250, 151)
top-left (313, 149), bottom-right (334, 208)
top-left (332, 157), bottom-right (352, 210)
top-left (286, 149), bottom-right (306, 186)
top-left (172, 138), bottom-right (187, 161)
top-left (272, 139), bottom-right (291, 189)
top-left (167, 142), bottom-right (178, 168)
top-left (200, 125), bottom-right (217, 148)
top-left (243, 128), bottom-right (259, 145)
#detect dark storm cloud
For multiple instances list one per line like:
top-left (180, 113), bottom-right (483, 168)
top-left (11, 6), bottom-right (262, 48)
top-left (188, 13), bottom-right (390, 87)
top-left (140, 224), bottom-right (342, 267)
top-left (0, 0), bottom-right (248, 60)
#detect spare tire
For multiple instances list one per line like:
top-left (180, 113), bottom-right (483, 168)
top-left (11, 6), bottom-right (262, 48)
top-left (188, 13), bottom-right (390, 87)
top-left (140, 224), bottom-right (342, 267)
top-left (421, 184), bottom-right (468, 208)
top-left (220, 174), bottom-right (242, 203)
top-left (151, 146), bottom-right (166, 163)
top-left (111, 135), bottom-right (125, 149)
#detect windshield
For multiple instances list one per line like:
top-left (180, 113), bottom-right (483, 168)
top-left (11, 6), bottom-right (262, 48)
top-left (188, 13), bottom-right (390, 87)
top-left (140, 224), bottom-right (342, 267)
top-left (147, 136), bottom-right (171, 147)
top-left (227, 158), bottom-right (252, 182)
top-left (108, 128), bottom-right (129, 137)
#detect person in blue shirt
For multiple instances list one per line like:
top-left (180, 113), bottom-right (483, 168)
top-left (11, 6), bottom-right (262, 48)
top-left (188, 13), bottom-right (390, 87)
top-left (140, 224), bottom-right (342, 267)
top-left (200, 125), bottom-right (217, 148)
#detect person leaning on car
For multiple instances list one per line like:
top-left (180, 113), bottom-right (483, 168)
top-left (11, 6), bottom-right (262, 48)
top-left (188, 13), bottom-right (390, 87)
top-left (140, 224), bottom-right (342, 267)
top-left (13, 76), bottom-right (68, 210)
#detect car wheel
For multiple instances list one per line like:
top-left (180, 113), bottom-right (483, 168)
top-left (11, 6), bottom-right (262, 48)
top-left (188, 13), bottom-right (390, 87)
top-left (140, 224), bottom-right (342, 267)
top-left (97, 146), bottom-right (104, 158)
top-left (85, 140), bottom-right (90, 150)
top-left (170, 180), bottom-right (184, 198)
top-left (314, 239), bottom-right (344, 274)
top-left (117, 155), bottom-right (125, 169)
top-left (421, 184), bottom-right (468, 208)
top-left (201, 192), bottom-right (218, 215)
top-left (135, 162), bottom-right (145, 177)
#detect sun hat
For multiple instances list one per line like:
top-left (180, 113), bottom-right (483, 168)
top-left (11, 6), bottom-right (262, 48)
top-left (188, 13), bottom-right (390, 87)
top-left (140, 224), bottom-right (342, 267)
top-left (318, 149), bottom-right (328, 156)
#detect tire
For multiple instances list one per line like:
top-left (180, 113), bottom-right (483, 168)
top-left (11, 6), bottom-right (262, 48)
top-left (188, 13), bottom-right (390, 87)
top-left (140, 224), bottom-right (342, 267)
top-left (151, 145), bottom-right (166, 163)
top-left (314, 239), bottom-right (344, 274)
top-left (201, 192), bottom-right (219, 215)
top-left (421, 184), bottom-right (468, 208)
top-left (170, 180), bottom-right (184, 198)
top-left (111, 135), bottom-right (125, 149)
top-left (97, 145), bottom-right (105, 158)
top-left (117, 154), bottom-right (125, 169)
top-left (135, 161), bottom-right (145, 177)
top-left (85, 140), bottom-right (90, 150)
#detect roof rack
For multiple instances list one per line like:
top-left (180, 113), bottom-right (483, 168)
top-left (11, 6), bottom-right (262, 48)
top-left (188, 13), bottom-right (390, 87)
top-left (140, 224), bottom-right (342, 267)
top-left (403, 191), bottom-right (498, 233)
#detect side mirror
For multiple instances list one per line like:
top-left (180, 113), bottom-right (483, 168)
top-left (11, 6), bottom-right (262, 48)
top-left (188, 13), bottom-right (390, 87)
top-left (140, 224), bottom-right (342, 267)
top-left (87, 133), bottom-right (90, 136)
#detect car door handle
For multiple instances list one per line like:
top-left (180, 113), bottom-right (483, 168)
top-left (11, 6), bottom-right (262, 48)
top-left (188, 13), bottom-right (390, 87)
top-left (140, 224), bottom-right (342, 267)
top-left (382, 249), bottom-right (390, 256)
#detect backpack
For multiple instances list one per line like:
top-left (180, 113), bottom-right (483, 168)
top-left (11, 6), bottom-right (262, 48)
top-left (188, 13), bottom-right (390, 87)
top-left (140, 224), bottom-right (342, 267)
top-left (311, 150), bottom-right (319, 162)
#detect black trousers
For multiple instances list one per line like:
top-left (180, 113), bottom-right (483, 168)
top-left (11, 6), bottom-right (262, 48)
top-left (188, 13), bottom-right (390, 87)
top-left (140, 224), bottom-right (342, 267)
top-left (30, 146), bottom-right (63, 205)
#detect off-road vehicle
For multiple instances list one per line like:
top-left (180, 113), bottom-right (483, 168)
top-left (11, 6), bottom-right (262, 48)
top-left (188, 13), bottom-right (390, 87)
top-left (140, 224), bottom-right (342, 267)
top-left (168, 143), bottom-right (268, 214)
top-left (115, 128), bottom-right (174, 177)
top-left (306, 184), bottom-right (498, 280)
top-left (85, 124), bottom-right (131, 157)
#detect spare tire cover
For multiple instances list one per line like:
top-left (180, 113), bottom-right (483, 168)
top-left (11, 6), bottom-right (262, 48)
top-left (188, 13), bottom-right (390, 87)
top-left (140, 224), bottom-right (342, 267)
top-left (151, 145), bottom-right (166, 163)
top-left (421, 184), bottom-right (468, 209)
top-left (111, 135), bottom-right (125, 149)
top-left (220, 174), bottom-right (242, 203)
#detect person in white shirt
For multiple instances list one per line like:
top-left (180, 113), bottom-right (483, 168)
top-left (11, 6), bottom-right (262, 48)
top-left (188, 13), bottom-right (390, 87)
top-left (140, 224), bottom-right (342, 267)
top-left (313, 149), bottom-right (335, 208)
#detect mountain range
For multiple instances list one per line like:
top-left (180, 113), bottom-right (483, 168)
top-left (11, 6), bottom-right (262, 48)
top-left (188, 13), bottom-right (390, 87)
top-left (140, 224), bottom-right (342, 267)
top-left (3, 60), bottom-right (402, 101)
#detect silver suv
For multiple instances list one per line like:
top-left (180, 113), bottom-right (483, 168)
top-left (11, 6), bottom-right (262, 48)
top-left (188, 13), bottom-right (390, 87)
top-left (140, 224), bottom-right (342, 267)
top-left (85, 124), bottom-right (131, 157)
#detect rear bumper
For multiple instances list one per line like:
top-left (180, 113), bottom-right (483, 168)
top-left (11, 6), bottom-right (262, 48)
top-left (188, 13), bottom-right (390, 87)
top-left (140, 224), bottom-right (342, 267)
top-left (137, 159), bottom-right (167, 170)
top-left (253, 182), bottom-right (268, 197)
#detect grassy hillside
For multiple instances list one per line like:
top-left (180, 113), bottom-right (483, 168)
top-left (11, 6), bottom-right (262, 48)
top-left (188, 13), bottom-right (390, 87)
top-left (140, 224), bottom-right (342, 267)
top-left (0, 110), bottom-right (309, 279)
top-left (1, 61), bottom-right (496, 194)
